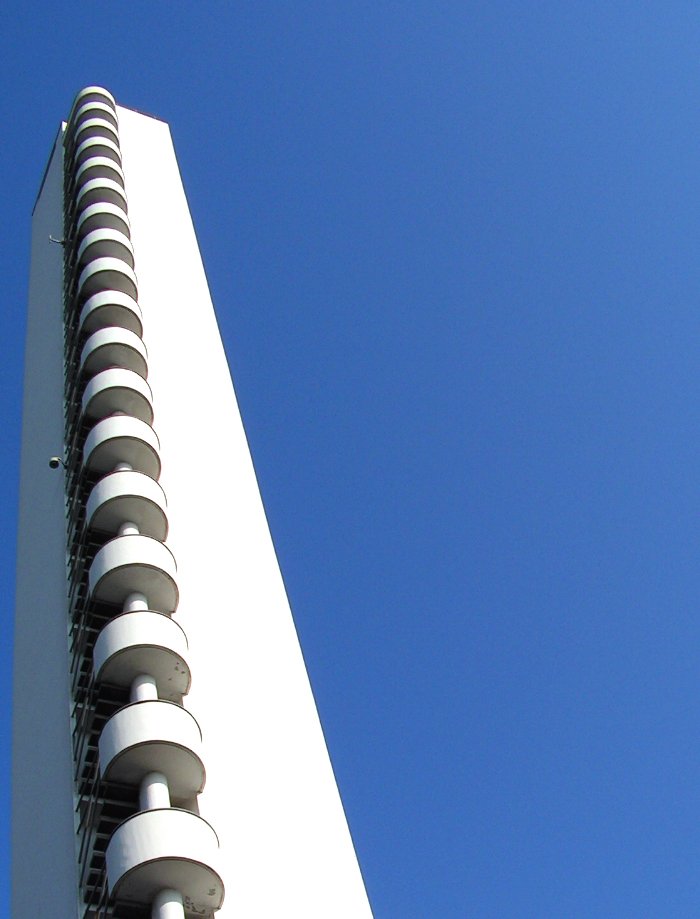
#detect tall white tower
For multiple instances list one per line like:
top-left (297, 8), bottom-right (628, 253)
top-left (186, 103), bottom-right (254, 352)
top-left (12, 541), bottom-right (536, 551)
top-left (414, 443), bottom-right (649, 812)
top-left (13, 86), bottom-right (373, 919)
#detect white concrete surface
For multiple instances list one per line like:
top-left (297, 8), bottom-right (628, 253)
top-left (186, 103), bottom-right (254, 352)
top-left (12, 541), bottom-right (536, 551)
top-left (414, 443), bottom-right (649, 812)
top-left (12, 130), bottom-right (79, 918)
top-left (79, 288), bottom-right (142, 336)
top-left (118, 104), bottom-right (373, 918)
top-left (106, 808), bottom-right (224, 913)
top-left (93, 610), bottom-right (190, 699)
top-left (82, 366), bottom-right (153, 423)
top-left (83, 413), bottom-right (160, 478)
top-left (86, 470), bottom-right (166, 538)
top-left (99, 700), bottom-right (204, 797)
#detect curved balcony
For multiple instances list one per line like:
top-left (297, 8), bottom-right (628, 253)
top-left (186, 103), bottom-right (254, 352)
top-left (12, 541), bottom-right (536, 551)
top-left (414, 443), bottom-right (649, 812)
top-left (77, 202), bottom-right (130, 241)
top-left (73, 135), bottom-right (122, 168)
top-left (70, 99), bottom-right (119, 133)
top-left (86, 471), bottom-right (167, 540)
top-left (77, 229), bottom-right (134, 270)
top-left (99, 701), bottom-right (205, 798)
top-left (83, 415), bottom-right (160, 479)
top-left (82, 368), bottom-right (153, 424)
top-left (69, 86), bottom-right (117, 116)
top-left (75, 176), bottom-right (128, 213)
top-left (94, 611), bottom-right (190, 700)
top-left (80, 290), bottom-right (141, 337)
top-left (74, 155), bottom-right (125, 191)
top-left (89, 535), bottom-right (178, 613)
top-left (77, 257), bottom-right (137, 303)
top-left (105, 809), bottom-right (224, 913)
top-left (71, 116), bottom-right (119, 151)
top-left (80, 327), bottom-right (147, 379)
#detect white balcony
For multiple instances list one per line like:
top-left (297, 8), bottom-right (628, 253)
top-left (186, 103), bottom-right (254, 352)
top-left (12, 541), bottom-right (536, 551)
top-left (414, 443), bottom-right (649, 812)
top-left (70, 99), bottom-right (119, 133)
top-left (79, 290), bottom-right (142, 337)
top-left (71, 116), bottom-right (119, 152)
top-left (78, 229), bottom-right (134, 270)
top-left (86, 471), bottom-right (167, 540)
top-left (77, 202), bottom-right (130, 241)
top-left (69, 86), bottom-right (116, 116)
top-left (74, 155), bottom-right (125, 191)
top-left (94, 611), bottom-right (190, 700)
top-left (73, 135), bottom-right (122, 168)
top-left (83, 415), bottom-right (160, 479)
top-left (82, 368), bottom-right (153, 423)
top-left (77, 256), bottom-right (137, 303)
top-left (89, 535), bottom-right (178, 613)
top-left (99, 700), bottom-right (205, 798)
top-left (106, 809), bottom-right (224, 914)
top-left (80, 326), bottom-right (147, 379)
top-left (76, 176), bottom-right (128, 213)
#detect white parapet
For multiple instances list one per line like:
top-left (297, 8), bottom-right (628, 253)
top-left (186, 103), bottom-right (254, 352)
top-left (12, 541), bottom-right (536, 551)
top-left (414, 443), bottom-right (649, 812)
top-left (94, 610), bottom-right (190, 699)
top-left (69, 86), bottom-right (117, 118)
top-left (76, 176), bottom-right (128, 215)
top-left (82, 367), bottom-right (153, 423)
top-left (83, 414), bottom-right (161, 478)
top-left (86, 470), bottom-right (167, 539)
top-left (73, 135), bottom-right (122, 168)
top-left (89, 534), bottom-right (178, 612)
top-left (80, 326), bottom-right (148, 379)
top-left (77, 228), bottom-right (134, 270)
top-left (71, 100), bottom-right (118, 133)
top-left (74, 155), bottom-right (125, 192)
top-left (77, 201), bottom-right (130, 242)
top-left (79, 288), bottom-right (142, 336)
top-left (105, 809), bottom-right (224, 914)
top-left (77, 253), bottom-right (137, 301)
top-left (70, 116), bottom-right (120, 151)
top-left (99, 699), bottom-right (205, 798)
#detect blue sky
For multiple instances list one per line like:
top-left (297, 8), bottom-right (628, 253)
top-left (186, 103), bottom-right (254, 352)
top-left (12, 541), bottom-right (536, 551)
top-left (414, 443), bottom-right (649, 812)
top-left (4, 3), bottom-right (700, 916)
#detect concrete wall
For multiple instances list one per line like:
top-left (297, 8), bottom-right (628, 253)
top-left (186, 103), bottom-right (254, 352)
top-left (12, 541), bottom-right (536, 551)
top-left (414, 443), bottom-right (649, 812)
top-left (118, 106), bottom-right (372, 918)
top-left (13, 130), bottom-right (80, 917)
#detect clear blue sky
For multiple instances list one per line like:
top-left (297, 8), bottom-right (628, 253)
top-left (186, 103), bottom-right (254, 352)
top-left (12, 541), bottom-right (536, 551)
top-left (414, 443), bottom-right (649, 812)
top-left (3, 3), bottom-right (700, 917)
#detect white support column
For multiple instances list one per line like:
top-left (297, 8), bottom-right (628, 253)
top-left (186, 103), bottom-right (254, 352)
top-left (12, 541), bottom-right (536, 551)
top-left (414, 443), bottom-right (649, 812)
top-left (118, 520), bottom-right (139, 536)
top-left (140, 771), bottom-right (170, 810)
top-left (130, 673), bottom-right (158, 702)
top-left (152, 888), bottom-right (185, 919)
top-left (123, 591), bottom-right (148, 612)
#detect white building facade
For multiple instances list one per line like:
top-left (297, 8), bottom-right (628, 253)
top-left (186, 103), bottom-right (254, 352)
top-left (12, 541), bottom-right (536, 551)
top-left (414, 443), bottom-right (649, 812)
top-left (13, 86), bottom-right (373, 919)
